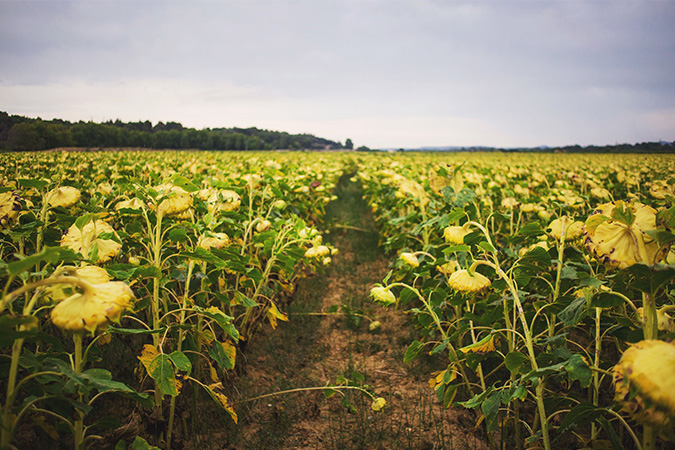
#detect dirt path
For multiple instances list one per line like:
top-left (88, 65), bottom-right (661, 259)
top-left (192, 175), bottom-right (489, 450)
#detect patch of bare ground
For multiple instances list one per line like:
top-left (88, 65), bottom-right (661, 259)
top-left (196, 175), bottom-right (490, 450)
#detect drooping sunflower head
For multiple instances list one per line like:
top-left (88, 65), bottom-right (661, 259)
top-left (613, 340), bottom-right (675, 428)
top-left (0, 191), bottom-right (22, 228)
top-left (370, 286), bottom-right (396, 305)
top-left (60, 219), bottom-right (122, 263)
top-left (46, 186), bottom-right (81, 208)
top-left (51, 281), bottom-right (135, 334)
top-left (197, 232), bottom-right (231, 251)
top-left (47, 265), bottom-right (111, 302)
top-left (447, 269), bottom-right (491, 294)
top-left (400, 252), bottom-right (420, 268)
top-left (444, 224), bottom-right (470, 245)
top-left (154, 184), bottom-right (193, 217)
top-left (584, 201), bottom-right (669, 269)
top-left (546, 216), bottom-right (584, 242)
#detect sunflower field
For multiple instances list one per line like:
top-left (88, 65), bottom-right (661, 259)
top-left (1, 150), bottom-right (674, 450)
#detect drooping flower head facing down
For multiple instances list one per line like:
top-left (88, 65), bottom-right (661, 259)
top-left (47, 265), bottom-right (111, 302)
top-left (584, 201), bottom-right (669, 269)
top-left (370, 286), bottom-right (396, 305)
top-left (115, 197), bottom-right (145, 213)
top-left (154, 183), bottom-right (193, 218)
top-left (46, 186), bottom-right (81, 208)
top-left (60, 219), bottom-right (122, 263)
top-left (444, 224), bottom-right (471, 245)
top-left (546, 216), bottom-right (584, 242)
top-left (400, 252), bottom-right (420, 268)
top-left (51, 280), bottom-right (135, 334)
top-left (0, 191), bottom-right (22, 228)
top-left (198, 232), bottom-right (231, 250)
top-left (448, 269), bottom-right (491, 294)
top-left (613, 340), bottom-right (675, 428)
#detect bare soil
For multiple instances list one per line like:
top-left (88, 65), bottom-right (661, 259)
top-left (187, 175), bottom-right (490, 450)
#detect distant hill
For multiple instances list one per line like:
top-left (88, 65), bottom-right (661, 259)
top-left (0, 111), bottom-right (348, 152)
top-left (380, 141), bottom-right (675, 154)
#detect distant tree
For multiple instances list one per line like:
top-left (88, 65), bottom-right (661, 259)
top-left (345, 138), bottom-right (354, 150)
top-left (7, 122), bottom-right (45, 151)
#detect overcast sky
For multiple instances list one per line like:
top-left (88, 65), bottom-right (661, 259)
top-left (1, 0), bottom-right (674, 149)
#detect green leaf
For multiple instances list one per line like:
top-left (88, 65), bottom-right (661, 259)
top-left (233, 291), bottom-right (258, 308)
top-left (482, 391), bottom-right (501, 433)
top-left (7, 247), bottom-right (79, 276)
top-left (168, 228), bottom-right (189, 243)
top-left (108, 326), bottom-right (166, 335)
top-left (589, 292), bottom-right (624, 309)
top-left (598, 417), bottom-right (623, 450)
top-left (610, 201), bottom-right (635, 226)
top-left (18, 178), bottom-right (49, 189)
top-left (517, 222), bottom-right (545, 237)
top-left (132, 436), bottom-right (161, 450)
top-left (505, 352), bottom-right (531, 376)
top-left (478, 241), bottom-right (496, 254)
top-left (442, 244), bottom-right (471, 254)
top-left (404, 340), bottom-right (424, 364)
top-left (0, 315), bottom-right (39, 347)
top-left (459, 387), bottom-right (492, 409)
top-left (169, 175), bottom-right (200, 193)
top-left (209, 341), bottom-right (235, 370)
top-left (564, 354), bottom-right (592, 388)
top-left (558, 296), bottom-right (587, 326)
top-left (657, 205), bottom-right (675, 228)
top-left (559, 403), bottom-right (607, 432)
top-left (169, 351), bottom-right (192, 375)
top-left (520, 246), bottom-right (551, 266)
top-left (625, 264), bottom-right (675, 294)
top-left (429, 339), bottom-right (449, 356)
top-left (148, 354), bottom-right (178, 397)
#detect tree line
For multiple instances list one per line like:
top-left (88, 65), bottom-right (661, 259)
top-left (0, 111), bottom-right (353, 152)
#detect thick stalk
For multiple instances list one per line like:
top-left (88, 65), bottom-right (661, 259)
top-left (468, 220), bottom-right (550, 450)
top-left (166, 260), bottom-right (195, 449)
top-left (641, 292), bottom-right (657, 450)
top-left (1, 279), bottom-right (86, 447)
top-left (591, 307), bottom-right (601, 441)
top-left (72, 334), bottom-right (85, 450)
top-left (388, 282), bottom-right (474, 397)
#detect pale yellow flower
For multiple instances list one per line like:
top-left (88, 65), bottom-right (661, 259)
top-left (96, 182), bottom-right (113, 196)
top-left (370, 286), bottom-right (396, 305)
top-left (547, 216), bottom-right (584, 242)
top-left (584, 201), bottom-right (668, 269)
top-left (444, 224), bottom-right (470, 245)
top-left (51, 281), bottom-right (135, 333)
top-left (154, 184), bottom-right (193, 217)
top-left (400, 252), bottom-right (419, 268)
top-left (47, 266), bottom-right (111, 302)
top-left (198, 233), bottom-right (231, 250)
top-left (115, 197), bottom-right (145, 211)
top-left (304, 245), bottom-right (331, 259)
top-left (0, 191), bottom-right (21, 228)
top-left (590, 187), bottom-right (611, 200)
top-left (371, 397), bottom-right (387, 412)
top-left (60, 219), bottom-right (122, 263)
top-left (47, 186), bottom-right (81, 208)
top-left (501, 197), bottom-right (520, 209)
top-left (220, 190), bottom-right (241, 212)
top-left (448, 270), bottom-right (491, 294)
top-left (255, 219), bottom-right (272, 232)
top-left (636, 307), bottom-right (675, 333)
top-left (613, 340), bottom-right (675, 428)
top-left (436, 260), bottom-right (460, 276)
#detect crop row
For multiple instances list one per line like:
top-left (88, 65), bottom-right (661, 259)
top-left (359, 152), bottom-right (675, 450)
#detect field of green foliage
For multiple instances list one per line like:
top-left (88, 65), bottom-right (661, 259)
top-left (1, 150), bottom-right (674, 450)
